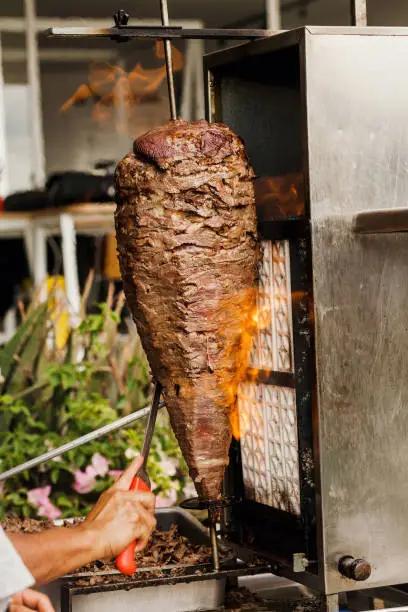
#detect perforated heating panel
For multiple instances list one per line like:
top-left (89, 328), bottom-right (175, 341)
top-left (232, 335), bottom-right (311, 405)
top-left (250, 241), bottom-right (294, 372)
top-left (238, 240), bottom-right (301, 515)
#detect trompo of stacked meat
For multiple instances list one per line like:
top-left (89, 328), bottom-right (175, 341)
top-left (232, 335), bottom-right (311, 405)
top-left (115, 119), bottom-right (259, 500)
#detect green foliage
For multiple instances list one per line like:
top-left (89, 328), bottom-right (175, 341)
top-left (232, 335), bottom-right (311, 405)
top-left (0, 288), bottom-right (191, 520)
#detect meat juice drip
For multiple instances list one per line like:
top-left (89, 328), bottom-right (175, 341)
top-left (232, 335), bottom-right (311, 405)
top-left (115, 119), bottom-right (259, 501)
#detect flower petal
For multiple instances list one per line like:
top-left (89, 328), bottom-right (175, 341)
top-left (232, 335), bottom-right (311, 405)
top-left (38, 501), bottom-right (61, 520)
top-left (73, 467), bottom-right (97, 494)
top-left (27, 486), bottom-right (52, 507)
top-left (91, 453), bottom-right (110, 477)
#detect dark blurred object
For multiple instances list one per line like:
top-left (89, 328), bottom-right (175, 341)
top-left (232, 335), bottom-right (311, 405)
top-left (94, 160), bottom-right (116, 174)
top-left (0, 240), bottom-right (29, 317)
top-left (0, 162), bottom-right (117, 319)
top-left (46, 171), bottom-right (114, 207)
top-left (3, 190), bottom-right (50, 212)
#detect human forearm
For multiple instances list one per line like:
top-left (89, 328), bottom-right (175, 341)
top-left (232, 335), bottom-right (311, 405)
top-left (6, 457), bottom-right (156, 587)
top-left (8, 525), bottom-right (99, 585)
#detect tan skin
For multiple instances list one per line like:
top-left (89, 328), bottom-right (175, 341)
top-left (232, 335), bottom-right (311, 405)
top-left (7, 456), bottom-right (156, 611)
top-left (9, 590), bottom-right (54, 612)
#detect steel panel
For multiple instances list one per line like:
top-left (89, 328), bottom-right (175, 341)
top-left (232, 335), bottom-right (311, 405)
top-left (306, 31), bottom-right (408, 592)
top-left (206, 26), bottom-right (408, 596)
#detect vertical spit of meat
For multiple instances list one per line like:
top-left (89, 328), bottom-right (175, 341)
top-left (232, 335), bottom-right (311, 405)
top-left (115, 119), bottom-right (259, 501)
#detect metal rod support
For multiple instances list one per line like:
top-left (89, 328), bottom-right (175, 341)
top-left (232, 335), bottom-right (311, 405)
top-left (159, 0), bottom-right (177, 120)
top-left (351, 0), bottom-right (367, 26)
top-left (25, 0), bottom-right (46, 187)
top-left (0, 35), bottom-right (9, 197)
top-left (141, 382), bottom-right (162, 468)
top-left (46, 27), bottom-right (274, 40)
top-left (210, 524), bottom-right (220, 571)
top-left (0, 401), bottom-right (165, 481)
top-left (265, 0), bottom-right (281, 30)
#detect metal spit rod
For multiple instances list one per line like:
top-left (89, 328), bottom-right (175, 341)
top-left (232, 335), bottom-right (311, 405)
top-left (0, 400), bottom-right (165, 481)
top-left (208, 508), bottom-right (220, 572)
top-left (210, 523), bottom-right (220, 571)
top-left (159, 0), bottom-right (177, 120)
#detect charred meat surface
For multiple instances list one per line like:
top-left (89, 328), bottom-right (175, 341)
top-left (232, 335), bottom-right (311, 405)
top-left (115, 119), bottom-right (259, 500)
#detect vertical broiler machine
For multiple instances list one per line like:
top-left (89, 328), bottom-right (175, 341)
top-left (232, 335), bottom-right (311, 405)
top-left (6, 2), bottom-right (408, 608)
top-left (206, 25), bottom-right (408, 603)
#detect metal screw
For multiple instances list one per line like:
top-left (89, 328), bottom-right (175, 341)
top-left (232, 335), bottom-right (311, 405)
top-left (113, 9), bottom-right (130, 27)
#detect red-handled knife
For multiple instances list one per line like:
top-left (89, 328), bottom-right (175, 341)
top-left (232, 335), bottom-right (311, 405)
top-left (115, 382), bottom-right (163, 576)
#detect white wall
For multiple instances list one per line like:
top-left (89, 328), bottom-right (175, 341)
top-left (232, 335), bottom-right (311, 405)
top-left (4, 84), bottom-right (31, 193)
top-left (284, 0), bottom-right (408, 27)
top-left (3, 55), bottom-right (170, 188)
top-left (40, 62), bottom-right (169, 176)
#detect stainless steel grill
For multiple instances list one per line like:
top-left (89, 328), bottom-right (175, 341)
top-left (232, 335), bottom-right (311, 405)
top-left (206, 26), bottom-right (408, 605)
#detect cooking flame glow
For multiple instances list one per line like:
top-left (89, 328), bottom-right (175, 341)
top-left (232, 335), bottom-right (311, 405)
top-left (216, 289), bottom-right (270, 441)
top-left (254, 174), bottom-right (304, 219)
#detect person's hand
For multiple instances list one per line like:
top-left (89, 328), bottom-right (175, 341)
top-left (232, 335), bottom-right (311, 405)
top-left (80, 456), bottom-right (156, 559)
top-left (9, 589), bottom-right (54, 612)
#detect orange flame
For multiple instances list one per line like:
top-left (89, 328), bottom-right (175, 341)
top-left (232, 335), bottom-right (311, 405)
top-left (254, 173), bottom-right (305, 220)
top-left (215, 289), bottom-right (271, 441)
top-left (61, 42), bottom-right (184, 124)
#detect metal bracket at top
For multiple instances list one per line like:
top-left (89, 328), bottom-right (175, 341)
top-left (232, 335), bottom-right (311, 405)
top-left (46, 26), bottom-right (274, 41)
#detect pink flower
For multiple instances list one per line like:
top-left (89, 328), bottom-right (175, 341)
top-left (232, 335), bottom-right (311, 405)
top-left (73, 466), bottom-right (97, 494)
top-left (28, 485), bottom-right (52, 507)
top-left (39, 502), bottom-right (61, 520)
top-left (91, 453), bottom-right (109, 477)
top-left (108, 470), bottom-right (123, 481)
top-left (72, 454), bottom-right (110, 494)
top-left (155, 488), bottom-right (177, 508)
top-left (27, 486), bottom-right (61, 520)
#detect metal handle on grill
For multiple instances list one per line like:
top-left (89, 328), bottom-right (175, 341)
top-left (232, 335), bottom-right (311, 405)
top-left (353, 208), bottom-right (408, 234)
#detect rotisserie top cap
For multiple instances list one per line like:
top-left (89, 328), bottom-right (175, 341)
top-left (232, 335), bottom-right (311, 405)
top-left (133, 119), bottom-right (246, 169)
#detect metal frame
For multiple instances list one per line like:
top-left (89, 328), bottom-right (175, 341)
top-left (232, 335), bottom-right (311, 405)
top-left (206, 25), bottom-right (408, 603)
top-left (59, 562), bottom-right (271, 612)
top-left (207, 28), bottom-right (319, 587)
top-left (47, 26), bottom-right (276, 40)
top-left (221, 219), bottom-right (318, 579)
